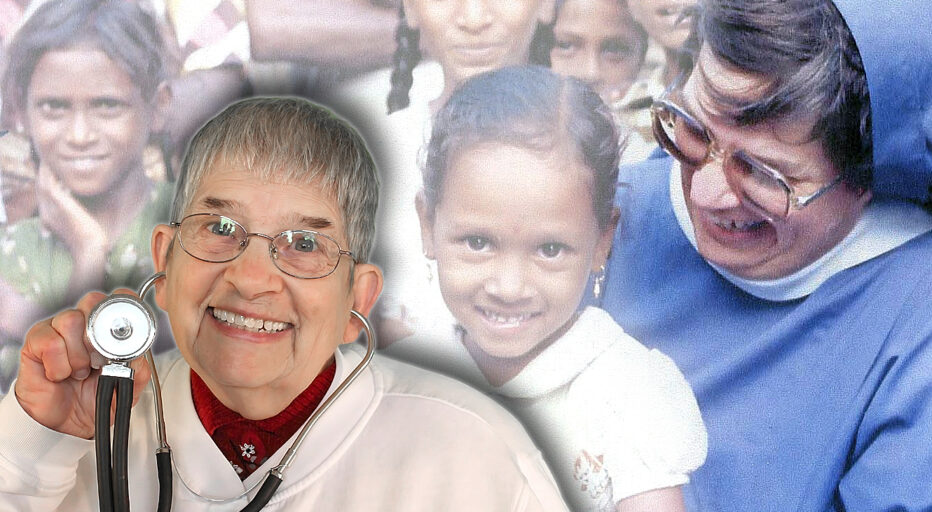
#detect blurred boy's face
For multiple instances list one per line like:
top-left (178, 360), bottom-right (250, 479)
top-left (419, 142), bottom-right (612, 382)
top-left (25, 47), bottom-right (155, 198)
top-left (402, 0), bottom-right (555, 93)
top-left (550, 0), bottom-right (645, 103)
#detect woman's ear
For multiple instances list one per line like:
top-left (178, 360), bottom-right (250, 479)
top-left (401, 0), bottom-right (419, 28)
top-left (150, 224), bottom-right (174, 309)
top-left (343, 263), bottom-right (384, 343)
top-left (415, 190), bottom-right (435, 259)
top-left (592, 207), bottom-right (620, 272)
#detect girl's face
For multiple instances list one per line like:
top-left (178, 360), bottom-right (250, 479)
top-left (419, 142), bottom-right (613, 374)
top-left (550, 0), bottom-right (645, 104)
top-left (25, 46), bottom-right (158, 198)
top-left (402, 0), bottom-right (555, 90)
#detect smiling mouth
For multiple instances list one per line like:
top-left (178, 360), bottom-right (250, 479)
top-left (210, 307), bottom-right (290, 333)
top-left (711, 215), bottom-right (768, 233)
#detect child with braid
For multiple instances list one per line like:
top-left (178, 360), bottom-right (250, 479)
top-left (328, 0), bottom-right (558, 347)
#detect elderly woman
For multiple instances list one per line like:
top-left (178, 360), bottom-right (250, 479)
top-left (0, 97), bottom-right (569, 511)
top-left (603, 0), bottom-right (932, 510)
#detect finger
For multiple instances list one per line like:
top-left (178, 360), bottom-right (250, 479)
top-left (22, 315), bottom-right (78, 382)
top-left (129, 355), bottom-right (152, 406)
top-left (48, 309), bottom-right (94, 381)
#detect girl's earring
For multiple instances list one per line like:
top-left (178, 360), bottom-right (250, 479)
top-left (592, 265), bottom-right (606, 300)
top-left (424, 251), bottom-right (434, 283)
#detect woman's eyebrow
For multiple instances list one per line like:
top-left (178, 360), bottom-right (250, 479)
top-left (199, 196), bottom-right (239, 211)
top-left (295, 215), bottom-right (333, 230)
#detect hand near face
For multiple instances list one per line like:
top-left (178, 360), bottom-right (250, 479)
top-left (36, 164), bottom-right (110, 300)
top-left (36, 163), bottom-right (108, 258)
top-left (14, 290), bottom-right (151, 439)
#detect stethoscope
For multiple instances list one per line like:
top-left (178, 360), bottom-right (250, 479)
top-left (86, 272), bottom-right (377, 512)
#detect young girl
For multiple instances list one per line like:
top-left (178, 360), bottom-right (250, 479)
top-left (329, 0), bottom-right (558, 347)
top-left (394, 66), bottom-right (706, 511)
top-left (0, 0), bottom-right (174, 390)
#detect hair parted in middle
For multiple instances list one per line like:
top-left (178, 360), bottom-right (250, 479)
top-left (172, 96), bottom-right (380, 263)
top-left (423, 65), bottom-right (619, 231)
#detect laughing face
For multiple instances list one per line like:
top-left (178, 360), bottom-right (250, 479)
top-left (402, 0), bottom-right (555, 96)
top-left (679, 46), bottom-right (870, 279)
top-left (25, 47), bottom-right (156, 198)
top-left (419, 142), bottom-right (612, 382)
top-left (152, 162), bottom-right (381, 416)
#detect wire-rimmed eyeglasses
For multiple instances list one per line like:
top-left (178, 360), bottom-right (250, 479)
top-left (170, 213), bottom-right (356, 279)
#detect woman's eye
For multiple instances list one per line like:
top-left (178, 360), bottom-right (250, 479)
top-left (602, 39), bottom-right (635, 58)
top-left (552, 37), bottom-right (580, 55)
top-left (37, 99), bottom-right (69, 117)
top-left (538, 243), bottom-right (567, 259)
top-left (291, 235), bottom-right (319, 253)
top-left (464, 236), bottom-right (490, 252)
top-left (208, 219), bottom-right (237, 237)
top-left (92, 97), bottom-right (128, 117)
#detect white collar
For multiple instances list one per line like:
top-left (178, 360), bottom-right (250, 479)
top-left (669, 161), bottom-right (932, 301)
top-left (495, 308), bottom-right (618, 399)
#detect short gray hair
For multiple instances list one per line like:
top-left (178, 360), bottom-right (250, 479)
top-left (172, 97), bottom-right (379, 262)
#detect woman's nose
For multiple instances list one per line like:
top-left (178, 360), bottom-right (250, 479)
top-left (223, 237), bottom-right (284, 298)
top-left (455, 0), bottom-right (493, 32)
top-left (66, 111), bottom-right (98, 147)
top-left (687, 158), bottom-right (742, 210)
top-left (580, 49), bottom-right (602, 86)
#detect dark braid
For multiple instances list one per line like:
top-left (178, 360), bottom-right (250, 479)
top-left (528, 21), bottom-right (554, 67)
top-left (386, 5), bottom-right (422, 114)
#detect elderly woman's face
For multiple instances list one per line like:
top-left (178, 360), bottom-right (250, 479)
top-left (151, 162), bottom-right (369, 402)
top-left (678, 47), bottom-right (870, 279)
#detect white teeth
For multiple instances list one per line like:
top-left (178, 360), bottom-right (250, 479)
top-left (211, 307), bottom-right (287, 333)
top-left (482, 309), bottom-right (532, 326)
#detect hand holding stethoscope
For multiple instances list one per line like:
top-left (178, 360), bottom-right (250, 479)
top-left (14, 288), bottom-right (151, 441)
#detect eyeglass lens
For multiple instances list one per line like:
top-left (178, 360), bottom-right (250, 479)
top-left (177, 214), bottom-right (344, 278)
top-left (653, 101), bottom-right (791, 218)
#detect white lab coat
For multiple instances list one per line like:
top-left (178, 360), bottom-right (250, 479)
top-left (0, 344), bottom-right (569, 511)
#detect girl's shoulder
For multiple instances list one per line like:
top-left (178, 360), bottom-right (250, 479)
top-left (566, 308), bottom-right (707, 472)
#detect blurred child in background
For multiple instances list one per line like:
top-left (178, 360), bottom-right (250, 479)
top-left (548, 0), bottom-right (653, 162)
top-left (0, 0), bottom-right (174, 390)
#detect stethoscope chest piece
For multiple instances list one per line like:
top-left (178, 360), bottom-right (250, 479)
top-left (87, 294), bottom-right (156, 363)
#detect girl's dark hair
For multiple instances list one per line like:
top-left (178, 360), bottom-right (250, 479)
top-left (697, 0), bottom-right (871, 189)
top-left (424, 65), bottom-right (620, 231)
top-left (2, 0), bottom-right (171, 120)
top-left (385, 5), bottom-right (554, 114)
top-left (386, 5), bottom-right (422, 114)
